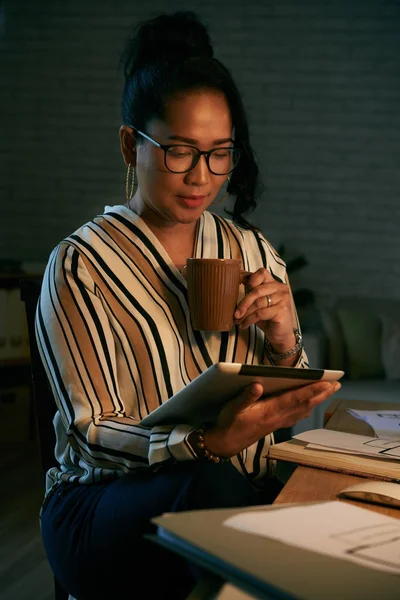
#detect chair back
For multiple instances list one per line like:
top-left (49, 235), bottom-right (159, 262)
top-left (20, 278), bottom-right (58, 479)
top-left (20, 278), bottom-right (72, 600)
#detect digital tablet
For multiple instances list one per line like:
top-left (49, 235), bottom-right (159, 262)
top-left (140, 363), bottom-right (344, 428)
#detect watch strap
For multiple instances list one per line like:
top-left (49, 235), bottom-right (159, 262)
top-left (265, 328), bottom-right (303, 363)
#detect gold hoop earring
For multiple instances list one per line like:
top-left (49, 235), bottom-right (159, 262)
top-left (125, 163), bottom-right (136, 202)
top-left (212, 176), bottom-right (230, 205)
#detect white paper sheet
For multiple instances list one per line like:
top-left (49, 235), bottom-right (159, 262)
top-left (224, 501), bottom-right (400, 575)
top-left (294, 429), bottom-right (400, 460)
top-left (347, 409), bottom-right (400, 441)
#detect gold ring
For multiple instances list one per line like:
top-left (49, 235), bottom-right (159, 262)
top-left (267, 295), bottom-right (272, 307)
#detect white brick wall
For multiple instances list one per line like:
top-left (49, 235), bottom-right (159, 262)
top-left (1, 0), bottom-right (399, 301)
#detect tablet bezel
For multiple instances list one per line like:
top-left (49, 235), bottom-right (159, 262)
top-left (140, 363), bottom-right (344, 428)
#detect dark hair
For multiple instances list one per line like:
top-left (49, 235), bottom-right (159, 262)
top-left (121, 11), bottom-right (262, 229)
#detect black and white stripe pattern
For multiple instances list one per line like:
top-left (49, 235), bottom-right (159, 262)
top-left (36, 206), bottom-right (308, 491)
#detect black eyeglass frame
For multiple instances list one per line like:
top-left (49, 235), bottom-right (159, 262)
top-left (127, 126), bottom-right (241, 175)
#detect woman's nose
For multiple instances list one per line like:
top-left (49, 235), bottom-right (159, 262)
top-left (185, 154), bottom-right (209, 185)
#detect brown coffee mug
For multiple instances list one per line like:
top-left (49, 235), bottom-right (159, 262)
top-left (185, 258), bottom-right (250, 332)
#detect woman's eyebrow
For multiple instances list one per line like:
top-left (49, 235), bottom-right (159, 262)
top-left (167, 135), bottom-right (235, 145)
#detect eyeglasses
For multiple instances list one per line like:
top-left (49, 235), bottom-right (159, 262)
top-left (128, 126), bottom-right (241, 175)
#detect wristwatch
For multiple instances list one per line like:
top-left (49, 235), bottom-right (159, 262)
top-left (265, 328), bottom-right (303, 363)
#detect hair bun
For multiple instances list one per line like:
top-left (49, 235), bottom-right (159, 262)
top-left (123, 11), bottom-right (213, 78)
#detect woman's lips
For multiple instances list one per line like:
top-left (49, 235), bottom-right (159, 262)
top-left (177, 195), bottom-right (207, 208)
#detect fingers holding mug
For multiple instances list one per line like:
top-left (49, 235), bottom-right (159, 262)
top-left (235, 287), bottom-right (286, 329)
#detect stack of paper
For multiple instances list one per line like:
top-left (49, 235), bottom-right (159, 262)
top-left (294, 429), bottom-right (400, 461)
top-left (268, 428), bottom-right (400, 481)
top-left (224, 501), bottom-right (400, 575)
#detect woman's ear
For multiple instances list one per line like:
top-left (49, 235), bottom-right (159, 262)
top-left (119, 126), bottom-right (136, 167)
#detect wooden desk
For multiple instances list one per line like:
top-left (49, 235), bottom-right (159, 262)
top-left (274, 398), bottom-right (400, 519)
top-left (185, 399), bottom-right (400, 600)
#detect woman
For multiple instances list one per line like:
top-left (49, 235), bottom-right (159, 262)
top-left (37, 12), bottom-right (340, 600)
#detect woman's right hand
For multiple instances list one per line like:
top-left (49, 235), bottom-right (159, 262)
top-left (204, 380), bottom-right (341, 458)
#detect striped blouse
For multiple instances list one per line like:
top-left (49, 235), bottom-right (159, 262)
top-left (36, 205), bottom-right (308, 492)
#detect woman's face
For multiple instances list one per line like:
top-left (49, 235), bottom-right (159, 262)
top-left (121, 90), bottom-right (233, 227)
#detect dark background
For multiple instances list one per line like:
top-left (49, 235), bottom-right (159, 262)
top-left (1, 3), bottom-right (399, 597)
top-left (1, 0), bottom-right (399, 302)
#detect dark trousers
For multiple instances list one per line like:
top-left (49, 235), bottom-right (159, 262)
top-left (41, 460), bottom-right (282, 600)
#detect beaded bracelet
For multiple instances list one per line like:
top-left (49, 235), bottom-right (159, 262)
top-left (195, 427), bottom-right (229, 463)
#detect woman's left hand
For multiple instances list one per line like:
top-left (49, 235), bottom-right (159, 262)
top-left (234, 268), bottom-right (295, 352)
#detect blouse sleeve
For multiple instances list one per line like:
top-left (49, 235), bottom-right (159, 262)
top-left (254, 230), bottom-right (309, 369)
top-left (35, 243), bottom-right (199, 473)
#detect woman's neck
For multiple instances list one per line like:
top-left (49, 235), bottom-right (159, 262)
top-left (127, 196), bottom-right (198, 264)
top-left (127, 194), bottom-right (199, 249)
